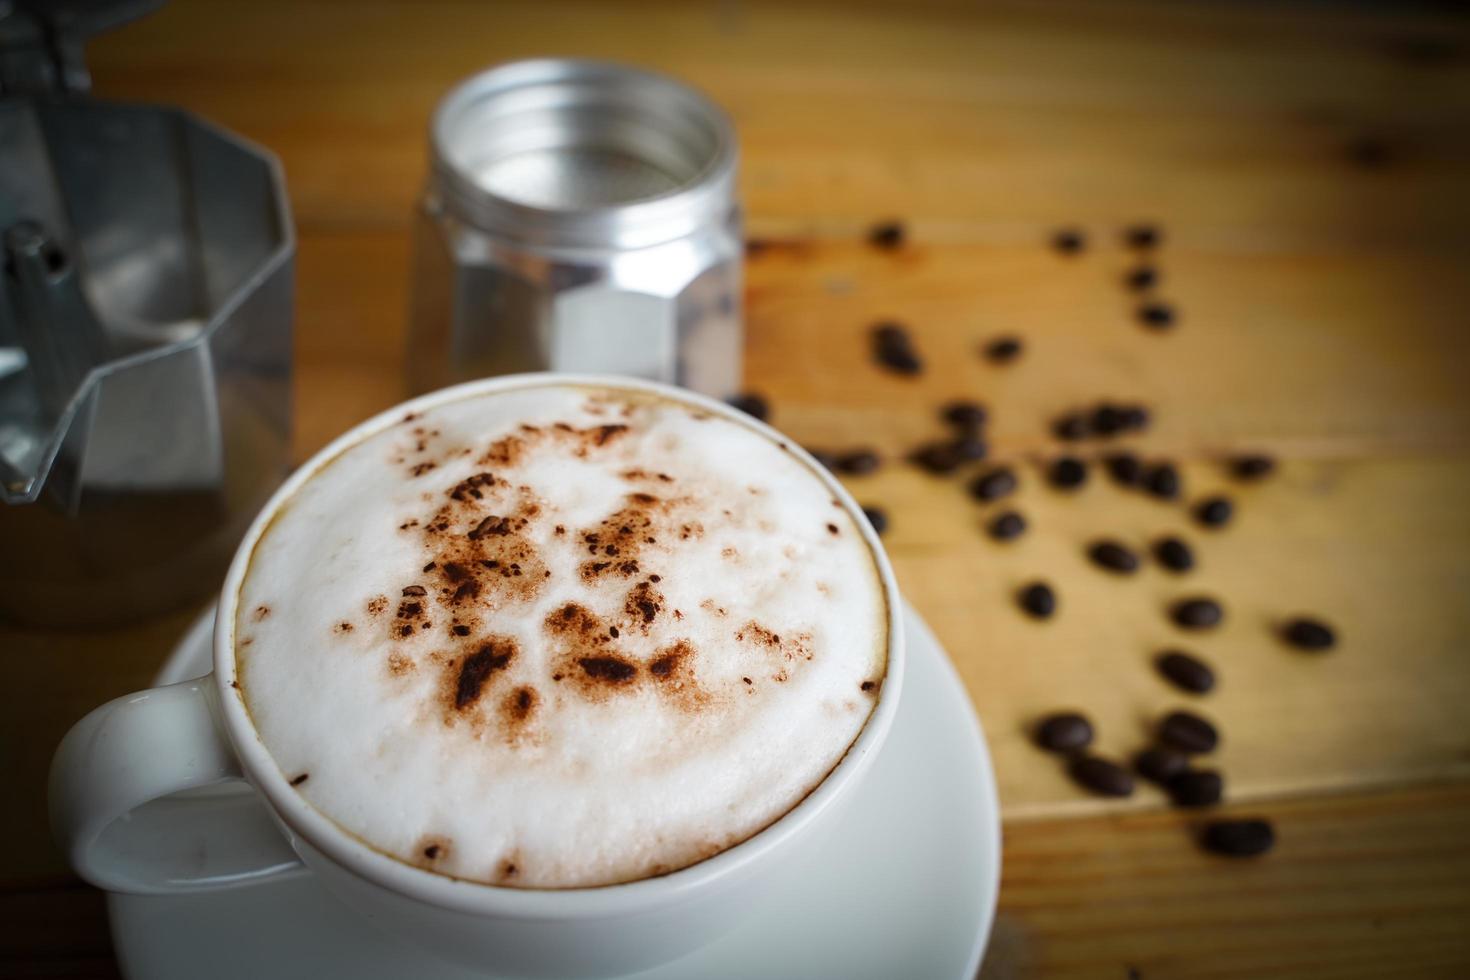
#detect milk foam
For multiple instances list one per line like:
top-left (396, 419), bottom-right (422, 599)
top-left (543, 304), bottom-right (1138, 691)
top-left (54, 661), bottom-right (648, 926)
top-left (235, 384), bottom-right (887, 889)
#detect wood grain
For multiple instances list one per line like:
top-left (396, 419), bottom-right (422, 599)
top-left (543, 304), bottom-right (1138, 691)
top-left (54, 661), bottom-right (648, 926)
top-left (4, 0), bottom-right (1468, 976)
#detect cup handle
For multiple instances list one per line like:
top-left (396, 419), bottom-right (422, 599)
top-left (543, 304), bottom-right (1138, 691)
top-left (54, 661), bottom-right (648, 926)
top-left (48, 674), bottom-right (306, 894)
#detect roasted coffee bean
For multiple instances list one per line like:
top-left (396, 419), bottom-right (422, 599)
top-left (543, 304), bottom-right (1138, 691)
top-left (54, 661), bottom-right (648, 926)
top-left (834, 449), bottom-right (882, 476)
top-left (726, 392), bottom-right (769, 422)
top-left (1104, 452), bottom-right (1142, 486)
top-left (1167, 769), bottom-right (1224, 808)
top-left (1195, 496), bottom-right (1233, 528)
top-left (1119, 405), bottom-right (1151, 431)
top-left (1035, 711), bottom-right (1094, 752)
top-left (1134, 746), bottom-right (1190, 784)
top-left (950, 436), bottom-right (989, 462)
top-left (1171, 597), bottom-right (1223, 630)
top-left (969, 467), bottom-right (1018, 502)
top-left (1124, 265), bottom-right (1159, 291)
top-left (988, 510), bottom-right (1027, 541)
top-left (1143, 462), bottom-right (1181, 499)
top-left (1068, 755), bottom-right (1135, 797)
top-left (1124, 224), bottom-right (1162, 250)
top-left (1090, 403), bottom-right (1127, 437)
top-left (1159, 710), bottom-right (1219, 754)
top-left (1088, 540), bottom-right (1140, 574)
top-left (1052, 228), bottom-right (1086, 255)
top-left (1019, 581), bottom-right (1056, 619)
top-left (942, 400), bottom-right (988, 431)
top-left (1138, 302), bottom-right (1176, 330)
top-left (1200, 818), bottom-right (1275, 857)
top-left (1156, 650), bottom-right (1215, 693)
top-left (872, 322), bottom-right (923, 375)
top-left (1048, 456), bottom-right (1089, 490)
top-left (806, 448), bottom-right (837, 470)
top-left (862, 506), bottom-right (889, 536)
top-left (908, 441), bottom-right (965, 475)
top-left (1282, 617), bottom-right (1337, 651)
top-left (1153, 536), bottom-right (1195, 573)
top-left (1053, 413), bottom-right (1090, 441)
top-left (1230, 454), bottom-right (1276, 481)
top-left (868, 220), bottom-right (905, 250)
top-left (984, 336), bottom-right (1023, 363)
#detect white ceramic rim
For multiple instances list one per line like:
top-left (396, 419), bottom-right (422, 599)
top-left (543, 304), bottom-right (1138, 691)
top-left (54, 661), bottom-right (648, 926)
top-left (213, 373), bottom-right (905, 919)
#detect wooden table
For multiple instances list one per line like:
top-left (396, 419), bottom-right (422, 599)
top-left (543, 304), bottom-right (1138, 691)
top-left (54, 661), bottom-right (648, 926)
top-left (5, 1), bottom-right (1470, 976)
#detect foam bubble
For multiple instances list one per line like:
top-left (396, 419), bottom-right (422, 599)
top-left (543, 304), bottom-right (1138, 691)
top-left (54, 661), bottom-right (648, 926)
top-left (236, 384), bottom-right (887, 888)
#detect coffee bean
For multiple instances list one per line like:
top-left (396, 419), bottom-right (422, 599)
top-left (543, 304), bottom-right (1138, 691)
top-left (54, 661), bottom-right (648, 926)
top-left (872, 322), bottom-right (923, 375)
top-left (1068, 755), bottom-right (1135, 797)
top-left (1104, 452), bottom-right (1142, 486)
top-left (1134, 746), bottom-right (1190, 784)
top-left (1053, 413), bottom-right (1090, 441)
top-left (806, 448), bottom-right (837, 470)
top-left (1159, 710), bottom-right (1219, 754)
top-left (1282, 617), bottom-right (1337, 651)
top-left (861, 506), bottom-right (889, 536)
top-left (1119, 405), bottom-right (1151, 431)
top-left (834, 449), bottom-right (882, 476)
top-left (1200, 818), bottom-right (1275, 857)
top-left (1048, 456), bottom-right (1089, 490)
top-left (1138, 302), bottom-right (1176, 330)
top-left (1143, 462), bottom-right (1181, 499)
top-left (1167, 769), bottom-right (1224, 808)
top-left (1090, 403), bottom-right (1127, 437)
top-left (1052, 228), bottom-right (1086, 255)
top-left (726, 392), bottom-right (769, 422)
top-left (942, 400), bottom-right (988, 431)
top-left (1194, 496), bottom-right (1233, 528)
top-left (868, 220), bottom-right (905, 250)
top-left (908, 441), bottom-right (965, 475)
top-left (1124, 224), bottom-right (1162, 250)
top-left (1124, 265), bottom-right (1159, 291)
top-left (1035, 711), bottom-right (1093, 752)
top-left (984, 336), bottom-right (1023, 363)
top-left (950, 435), bottom-right (989, 462)
top-left (1171, 597), bottom-right (1223, 630)
top-left (1156, 650), bottom-right (1215, 693)
top-left (1153, 536), bottom-right (1195, 573)
top-left (1088, 540), bottom-right (1140, 574)
top-left (1019, 581), bottom-right (1056, 619)
top-left (969, 467), bottom-right (1018, 503)
top-left (988, 510), bottom-right (1027, 541)
top-left (1230, 454), bottom-right (1276, 481)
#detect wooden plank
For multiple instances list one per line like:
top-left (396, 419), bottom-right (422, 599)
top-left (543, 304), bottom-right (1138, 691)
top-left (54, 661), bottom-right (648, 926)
top-left (85, 1), bottom-right (1470, 248)
top-left (988, 784), bottom-right (1470, 978)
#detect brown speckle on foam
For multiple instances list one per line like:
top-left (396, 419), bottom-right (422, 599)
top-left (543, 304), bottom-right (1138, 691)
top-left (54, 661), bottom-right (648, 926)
top-left (861, 680), bottom-right (878, 693)
top-left (410, 461), bottom-right (437, 477)
top-left (253, 605), bottom-right (270, 621)
top-left (623, 579), bottom-right (664, 630)
top-left (826, 523), bottom-right (840, 536)
top-left (416, 835), bottom-right (451, 867)
top-left (387, 651), bottom-right (415, 676)
top-left (367, 595), bottom-right (389, 616)
top-left (333, 621), bottom-right (354, 634)
top-left (497, 854), bottom-right (522, 882)
top-left (290, 773), bottom-right (309, 786)
top-left (449, 638), bottom-right (517, 713)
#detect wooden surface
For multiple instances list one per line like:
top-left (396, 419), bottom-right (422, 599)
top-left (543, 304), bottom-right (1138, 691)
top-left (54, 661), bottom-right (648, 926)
top-left (5, 0), bottom-right (1470, 976)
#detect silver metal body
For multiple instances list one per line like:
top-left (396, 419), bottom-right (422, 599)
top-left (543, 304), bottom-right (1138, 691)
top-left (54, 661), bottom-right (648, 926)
top-left (407, 59), bottom-right (742, 398)
top-left (0, 1), bottom-right (293, 626)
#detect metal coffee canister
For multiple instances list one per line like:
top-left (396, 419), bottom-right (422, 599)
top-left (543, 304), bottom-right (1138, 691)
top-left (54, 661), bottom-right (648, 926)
top-left (407, 59), bottom-right (742, 399)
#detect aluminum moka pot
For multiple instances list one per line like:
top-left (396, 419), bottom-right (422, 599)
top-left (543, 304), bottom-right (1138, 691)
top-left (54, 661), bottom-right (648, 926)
top-left (0, 0), bottom-right (294, 627)
top-left (407, 59), bottom-right (743, 399)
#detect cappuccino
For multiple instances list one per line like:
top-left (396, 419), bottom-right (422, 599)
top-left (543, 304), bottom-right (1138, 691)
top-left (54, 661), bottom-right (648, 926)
top-left (235, 383), bottom-right (887, 889)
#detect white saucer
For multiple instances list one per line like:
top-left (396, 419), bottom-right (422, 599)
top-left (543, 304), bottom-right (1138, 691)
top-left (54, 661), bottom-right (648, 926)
top-left (109, 601), bottom-right (999, 979)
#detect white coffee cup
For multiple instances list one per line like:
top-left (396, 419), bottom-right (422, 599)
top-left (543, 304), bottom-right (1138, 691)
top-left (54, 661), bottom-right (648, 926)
top-left (49, 374), bottom-right (905, 977)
